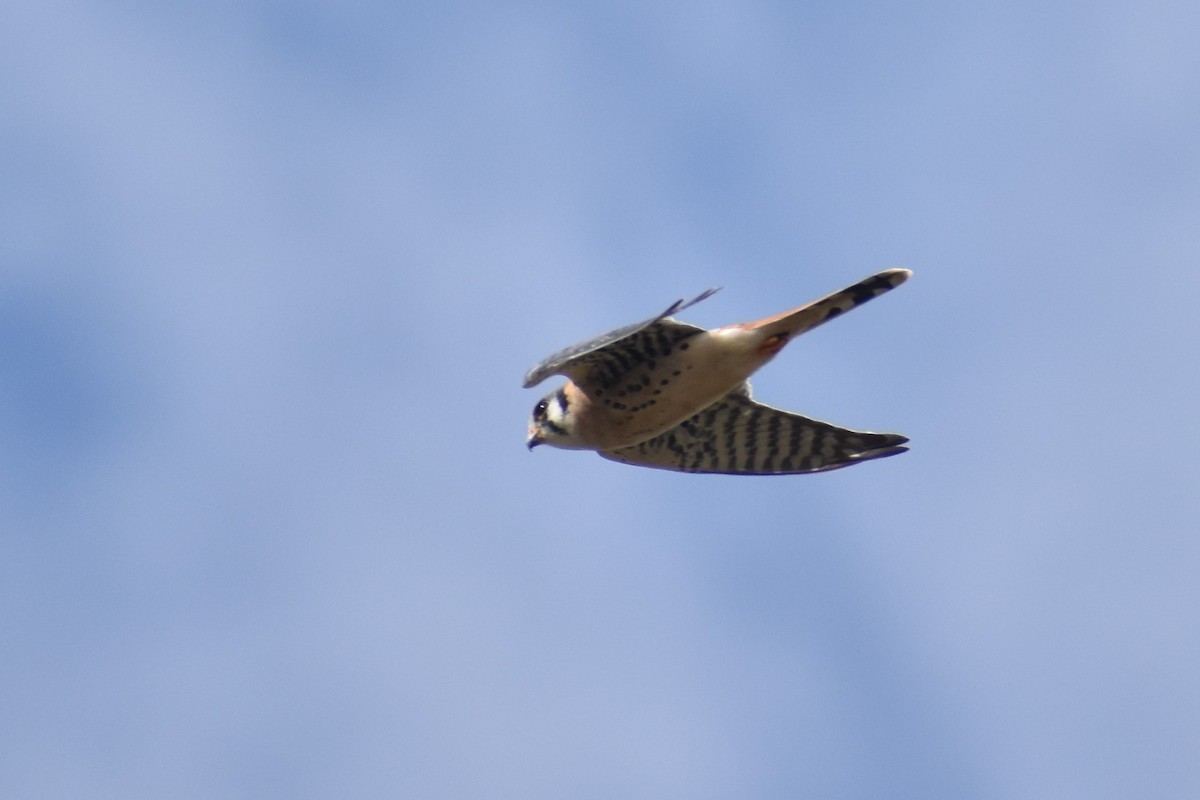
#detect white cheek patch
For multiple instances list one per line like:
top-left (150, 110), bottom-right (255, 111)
top-left (542, 398), bottom-right (569, 436)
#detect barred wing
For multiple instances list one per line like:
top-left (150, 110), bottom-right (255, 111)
top-left (522, 289), bottom-right (718, 389)
top-left (600, 386), bottom-right (907, 475)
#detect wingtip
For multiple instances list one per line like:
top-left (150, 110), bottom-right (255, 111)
top-left (857, 438), bottom-right (909, 463)
top-left (521, 368), bottom-right (543, 389)
top-left (664, 287), bottom-right (721, 317)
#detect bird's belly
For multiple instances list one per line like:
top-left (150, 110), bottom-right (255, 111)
top-left (583, 333), bottom-right (759, 449)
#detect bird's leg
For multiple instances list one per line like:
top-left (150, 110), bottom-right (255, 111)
top-left (757, 333), bottom-right (790, 356)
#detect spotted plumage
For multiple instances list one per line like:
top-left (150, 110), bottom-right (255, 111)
top-left (524, 269), bottom-right (911, 474)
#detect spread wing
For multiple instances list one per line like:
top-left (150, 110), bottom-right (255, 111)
top-left (600, 384), bottom-right (907, 475)
top-left (522, 289), bottom-right (719, 389)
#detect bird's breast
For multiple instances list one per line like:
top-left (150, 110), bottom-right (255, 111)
top-left (577, 331), bottom-right (765, 449)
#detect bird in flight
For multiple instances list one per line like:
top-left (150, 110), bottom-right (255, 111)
top-left (523, 269), bottom-right (911, 475)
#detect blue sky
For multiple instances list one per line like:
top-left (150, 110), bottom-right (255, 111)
top-left (2, 1), bottom-right (1198, 797)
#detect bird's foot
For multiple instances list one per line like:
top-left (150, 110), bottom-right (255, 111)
top-left (758, 333), bottom-right (789, 356)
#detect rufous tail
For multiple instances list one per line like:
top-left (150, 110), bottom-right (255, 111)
top-left (747, 269), bottom-right (911, 345)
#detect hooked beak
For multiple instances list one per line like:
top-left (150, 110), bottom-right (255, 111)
top-left (527, 430), bottom-right (544, 450)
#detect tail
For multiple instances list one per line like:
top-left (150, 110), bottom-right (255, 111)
top-left (745, 268), bottom-right (911, 342)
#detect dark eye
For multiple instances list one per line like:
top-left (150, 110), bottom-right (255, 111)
top-left (533, 399), bottom-right (548, 419)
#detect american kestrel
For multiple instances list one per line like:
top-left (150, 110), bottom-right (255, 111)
top-left (524, 269), bottom-right (911, 475)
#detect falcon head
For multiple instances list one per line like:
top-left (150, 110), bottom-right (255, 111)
top-left (527, 386), bottom-right (588, 451)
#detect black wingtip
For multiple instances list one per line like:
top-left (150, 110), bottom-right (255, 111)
top-left (855, 438), bottom-right (909, 464)
top-left (664, 287), bottom-right (721, 317)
